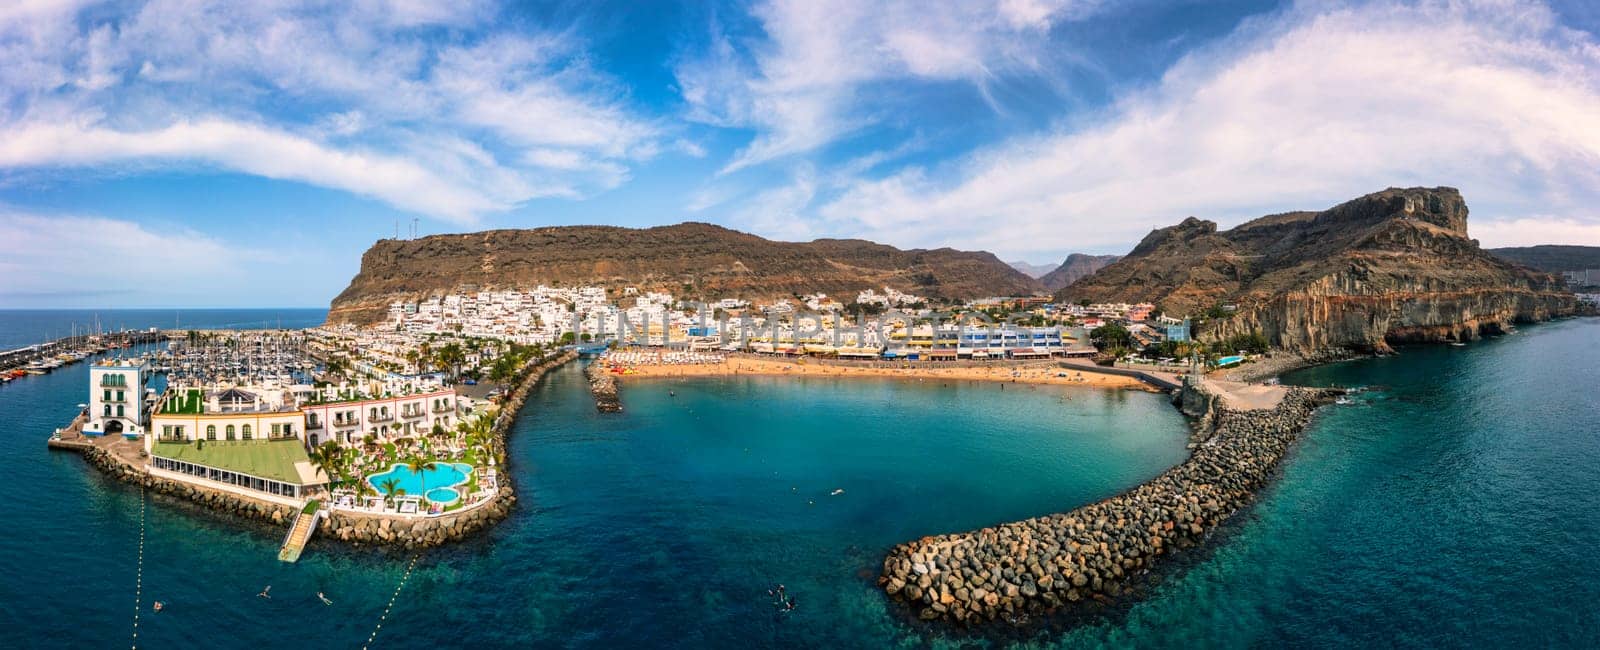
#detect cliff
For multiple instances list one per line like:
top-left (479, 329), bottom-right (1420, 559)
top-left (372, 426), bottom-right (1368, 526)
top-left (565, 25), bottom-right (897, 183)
top-left (1038, 254), bottom-right (1121, 291)
top-left (328, 223), bottom-right (1044, 324)
top-left (1058, 187), bottom-right (1579, 352)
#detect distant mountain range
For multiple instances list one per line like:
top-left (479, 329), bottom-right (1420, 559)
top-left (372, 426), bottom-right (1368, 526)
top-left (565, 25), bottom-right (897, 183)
top-left (1006, 261), bottom-right (1057, 278)
top-left (1487, 245), bottom-right (1600, 273)
top-left (328, 223), bottom-right (1045, 325)
top-left (1059, 187), bottom-right (1580, 352)
top-left (1039, 254), bottom-right (1122, 291)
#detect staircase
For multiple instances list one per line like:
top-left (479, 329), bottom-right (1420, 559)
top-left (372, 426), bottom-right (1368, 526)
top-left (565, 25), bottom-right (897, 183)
top-left (277, 502), bottom-right (324, 563)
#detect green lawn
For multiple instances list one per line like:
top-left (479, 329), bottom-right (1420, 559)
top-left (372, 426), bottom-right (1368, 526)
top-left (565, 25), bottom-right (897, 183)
top-left (152, 438), bottom-right (315, 484)
top-left (162, 389), bottom-right (205, 415)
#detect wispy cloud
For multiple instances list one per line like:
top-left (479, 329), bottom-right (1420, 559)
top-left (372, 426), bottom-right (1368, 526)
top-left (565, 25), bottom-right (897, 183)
top-left (0, 211), bottom-right (262, 306)
top-left (0, 0), bottom-right (665, 223)
top-left (675, 0), bottom-right (1102, 174)
top-left (813, 0), bottom-right (1600, 255)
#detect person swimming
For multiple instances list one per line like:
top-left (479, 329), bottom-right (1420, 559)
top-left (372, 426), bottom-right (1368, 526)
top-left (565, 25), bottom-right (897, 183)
top-left (152, 601), bottom-right (164, 613)
top-left (258, 585), bottom-right (272, 599)
top-left (317, 591), bottom-right (333, 605)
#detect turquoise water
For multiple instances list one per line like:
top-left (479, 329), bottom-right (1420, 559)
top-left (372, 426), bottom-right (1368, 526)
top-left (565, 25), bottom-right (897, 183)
top-left (2, 313), bottom-right (1597, 647)
top-left (425, 488), bottom-right (461, 504)
top-left (367, 463), bottom-right (472, 496)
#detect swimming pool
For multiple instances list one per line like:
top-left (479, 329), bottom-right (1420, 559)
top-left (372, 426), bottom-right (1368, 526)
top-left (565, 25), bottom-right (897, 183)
top-left (425, 488), bottom-right (460, 504)
top-left (1217, 355), bottom-right (1245, 367)
top-left (367, 462), bottom-right (473, 497)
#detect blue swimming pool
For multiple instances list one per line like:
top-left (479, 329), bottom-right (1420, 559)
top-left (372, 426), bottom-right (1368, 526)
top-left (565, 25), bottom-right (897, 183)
top-left (367, 462), bottom-right (473, 497)
top-left (1217, 354), bottom-right (1245, 367)
top-left (425, 488), bottom-right (460, 504)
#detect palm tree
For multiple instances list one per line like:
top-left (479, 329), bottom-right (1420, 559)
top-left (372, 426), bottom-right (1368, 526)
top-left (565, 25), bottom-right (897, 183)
top-left (379, 478), bottom-right (401, 509)
top-left (307, 445), bottom-right (335, 483)
top-left (405, 456), bottom-right (438, 501)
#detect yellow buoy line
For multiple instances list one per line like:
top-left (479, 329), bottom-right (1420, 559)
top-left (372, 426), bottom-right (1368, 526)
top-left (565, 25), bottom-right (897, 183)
top-left (131, 485), bottom-right (146, 649)
top-left (361, 554), bottom-right (421, 650)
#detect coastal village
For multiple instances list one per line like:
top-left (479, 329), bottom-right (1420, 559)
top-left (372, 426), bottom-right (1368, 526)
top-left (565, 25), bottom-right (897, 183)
top-left (35, 281), bottom-right (1237, 561)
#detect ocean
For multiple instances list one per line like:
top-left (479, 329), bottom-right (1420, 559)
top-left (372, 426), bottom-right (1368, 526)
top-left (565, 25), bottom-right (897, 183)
top-left (0, 308), bottom-right (328, 350)
top-left (1, 312), bottom-right (1596, 647)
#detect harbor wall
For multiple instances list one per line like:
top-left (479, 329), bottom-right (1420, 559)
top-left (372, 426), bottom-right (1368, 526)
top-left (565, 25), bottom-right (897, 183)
top-left (586, 362), bottom-right (621, 412)
top-left (62, 349), bottom-right (578, 551)
top-left (879, 385), bottom-right (1337, 626)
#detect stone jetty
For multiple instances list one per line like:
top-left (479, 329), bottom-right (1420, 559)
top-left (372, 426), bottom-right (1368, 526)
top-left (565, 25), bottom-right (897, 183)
top-left (586, 362), bottom-right (622, 412)
top-left (879, 384), bottom-right (1337, 625)
top-left (56, 350), bottom-right (577, 550)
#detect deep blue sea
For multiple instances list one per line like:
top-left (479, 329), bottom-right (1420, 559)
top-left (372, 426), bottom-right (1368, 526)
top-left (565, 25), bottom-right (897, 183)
top-left (1, 312), bottom-right (1597, 648)
top-left (0, 308), bottom-right (328, 350)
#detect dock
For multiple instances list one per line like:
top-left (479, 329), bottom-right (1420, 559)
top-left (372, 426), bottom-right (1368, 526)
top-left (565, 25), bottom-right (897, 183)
top-left (278, 502), bottom-right (324, 563)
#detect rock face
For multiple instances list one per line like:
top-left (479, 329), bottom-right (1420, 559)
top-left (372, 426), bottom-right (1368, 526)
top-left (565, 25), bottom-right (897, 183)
top-left (1038, 254), bottom-right (1121, 292)
top-left (328, 223), bottom-right (1045, 325)
top-left (879, 386), bottom-right (1337, 626)
top-left (1058, 187), bottom-right (1579, 352)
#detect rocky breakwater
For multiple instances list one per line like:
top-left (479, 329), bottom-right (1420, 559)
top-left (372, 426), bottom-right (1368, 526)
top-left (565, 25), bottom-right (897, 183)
top-left (587, 362), bottom-right (622, 412)
top-left (81, 446), bottom-right (302, 525)
top-left (879, 387), bottom-right (1337, 625)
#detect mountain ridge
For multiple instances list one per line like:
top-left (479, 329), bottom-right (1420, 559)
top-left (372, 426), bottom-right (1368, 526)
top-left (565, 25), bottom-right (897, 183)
top-left (1058, 187), bottom-right (1579, 352)
top-left (328, 222), bottom-right (1045, 324)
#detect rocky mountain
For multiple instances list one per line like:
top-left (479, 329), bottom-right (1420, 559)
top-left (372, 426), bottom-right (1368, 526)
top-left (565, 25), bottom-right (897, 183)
top-left (1007, 260), bottom-right (1057, 278)
top-left (1488, 245), bottom-right (1600, 273)
top-left (1058, 187), bottom-right (1579, 352)
top-left (328, 223), bottom-right (1045, 325)
top-left (1039, 253), bottom-right (1122, 291)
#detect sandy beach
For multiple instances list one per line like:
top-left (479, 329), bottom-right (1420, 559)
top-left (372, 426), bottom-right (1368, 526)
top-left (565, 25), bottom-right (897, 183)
top-left (600, 355), bottom-right (1154, 391)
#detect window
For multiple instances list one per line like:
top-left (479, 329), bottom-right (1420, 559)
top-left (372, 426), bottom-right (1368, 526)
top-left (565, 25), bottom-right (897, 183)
top-left (104, 405), bottom-right (111, 416)
top-left (162, 425), bottom-right (172, 438)
top-left (206, 425), bottom-right (216, 440)
top-left (116, 405), bottom-right (124, 417)
top-left (226, 425), bottom-right (235, 440)
top-left (103, 390), bottom-right (111, 401)
top-left (116, 390), bottom-right (124, 402)
top-left (271, 423), bottom-right (281, 436)
top-left (241, 424), bottom-right (252, 440)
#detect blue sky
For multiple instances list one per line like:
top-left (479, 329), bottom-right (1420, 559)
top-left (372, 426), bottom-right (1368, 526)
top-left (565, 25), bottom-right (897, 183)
top-left (2, 0), bottom-right (1599, 308)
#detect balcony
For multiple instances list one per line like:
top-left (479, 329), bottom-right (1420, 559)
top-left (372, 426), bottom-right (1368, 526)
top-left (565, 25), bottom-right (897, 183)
top-left (367, 413), bottom-right (394, 423)
top-left (306, 420), bottom-right (325, 430)
top-left (100, 378), bottom-right (128, 388)
top-left (432, 403), bottom-right (454, 413)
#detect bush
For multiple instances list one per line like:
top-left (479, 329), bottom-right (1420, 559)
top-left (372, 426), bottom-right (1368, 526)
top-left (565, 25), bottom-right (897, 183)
top-left (302, 499), bottom-right (321, 515)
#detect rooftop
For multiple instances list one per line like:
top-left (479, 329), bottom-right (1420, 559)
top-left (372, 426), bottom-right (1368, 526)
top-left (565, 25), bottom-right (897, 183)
top-left (162, 389), bottom-right (205, 415)
top-left (151, 438), bottom-right (324, 485)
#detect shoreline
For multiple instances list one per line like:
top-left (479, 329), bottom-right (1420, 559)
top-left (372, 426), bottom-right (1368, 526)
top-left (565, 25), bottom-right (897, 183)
top-left (878, 379), bottom-right (1339, 626)
top-left (51, 350), bottom-right (579, 551)
top-left (598, 354), bottom-right (1155, 392)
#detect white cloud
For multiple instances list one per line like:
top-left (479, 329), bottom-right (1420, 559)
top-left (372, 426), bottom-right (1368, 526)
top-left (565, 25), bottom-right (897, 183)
top-left (0, 211), bottom-right (258, 306)
top-left (676, 0), bottom-right (1101, 173)
top-left (814, 0), bottom-right (1600, 256)
top-left (0, 0), bottom-right (665, 222)
top-left (1474, 217), bottom-right (1600, 248)
top-left (0, 120), bottom-right (525, 223)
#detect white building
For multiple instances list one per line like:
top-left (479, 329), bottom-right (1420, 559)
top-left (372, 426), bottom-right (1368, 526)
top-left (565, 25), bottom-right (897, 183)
top-left (86, 359), bottom-right (147, 437)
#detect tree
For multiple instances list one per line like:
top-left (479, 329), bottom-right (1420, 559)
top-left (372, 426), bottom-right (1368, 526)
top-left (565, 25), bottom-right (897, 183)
top-left (1090, 323), bottom-right (1134, 351)
top-left (379, 478), bottom-right (401, 508)
top-left (405, 456), bottom-right (439, 502)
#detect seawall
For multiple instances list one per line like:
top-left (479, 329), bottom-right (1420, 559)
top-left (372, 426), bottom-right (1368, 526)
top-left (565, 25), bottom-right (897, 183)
top-left (586, 362), bottom-right (622, 412)
top-left (59, 349), bottom-right (578, 550)
top-left (879, 383), bottom-right (1337, 625)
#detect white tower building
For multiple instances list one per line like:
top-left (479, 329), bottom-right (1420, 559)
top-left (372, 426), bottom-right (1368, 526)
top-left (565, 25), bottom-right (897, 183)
top-left (87, 360), bottom-right (147, 437)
